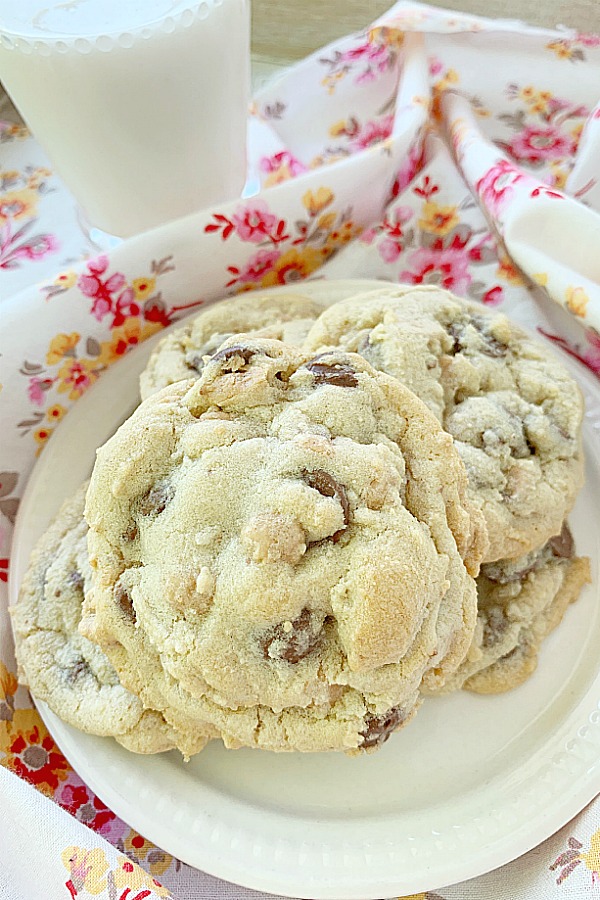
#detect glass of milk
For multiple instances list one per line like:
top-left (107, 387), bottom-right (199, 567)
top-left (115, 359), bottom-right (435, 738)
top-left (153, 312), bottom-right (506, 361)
top-left (0, 1), bottom-right (250, 238)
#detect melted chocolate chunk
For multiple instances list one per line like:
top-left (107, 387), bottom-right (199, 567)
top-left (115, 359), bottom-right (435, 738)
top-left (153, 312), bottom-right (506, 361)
top-left (482, 607), bottom-right (509, 648)
top-left (261, 608), bottom-right (323, 664)
top-left (123, 523), bottom-right (138, 543)
top-left (549, 522), bottom-right (574, 559)
top-left (115, 582), bottom-right (135, 623)
top-left (210, 344), bottom-right (255, 373)
top-left (471, 316), bottom-right (509, 358)
top-left (66, 659), bottom-right (88, 683)
top-left (139, 483), bottom-right (174, 516)
top-left (483, 561), bottom-right (538, 585)
top-left (449, 316), bottom-right (508, 359)
top-left (360, 707), bottom-right (406, 749)
top-left (185, 353), bottom-right (205, 374)
top-left (305, 355), bottom-right (359, 388)
top-left (303, 470), bottom-right (350, 543)
top-left (67, 571), bottom-right (84, 590)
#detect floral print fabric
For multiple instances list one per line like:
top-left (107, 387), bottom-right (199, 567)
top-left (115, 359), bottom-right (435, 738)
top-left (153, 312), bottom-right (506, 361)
top-left (1, 2), bottom-right (599, 897)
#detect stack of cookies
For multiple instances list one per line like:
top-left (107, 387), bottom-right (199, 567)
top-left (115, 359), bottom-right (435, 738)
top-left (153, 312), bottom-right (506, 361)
top-left (12, 282), bottom-right (591, 756)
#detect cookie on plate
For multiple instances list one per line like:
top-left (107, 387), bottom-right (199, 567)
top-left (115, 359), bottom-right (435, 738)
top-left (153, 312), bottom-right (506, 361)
top-left (447, 524), bottom-right (591, 694)
top-left (11, 483), bottom-right (213, 757)
top-left (303, 285), bottom-right (585, 562)
top-left (139, 280), bottom-right (388, 400)
top-left (84, 337), bottom-right (486, 753)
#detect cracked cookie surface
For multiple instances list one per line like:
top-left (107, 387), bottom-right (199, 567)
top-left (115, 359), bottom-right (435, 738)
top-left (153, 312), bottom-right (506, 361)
top-left (85, 337), bottom-right (485, 752)
top-left (11, 483), bottom-right (212, 756)
top-left (303, 285), bottom-right (585, 562)
top-left (140, 280), bottom-right (387, 401)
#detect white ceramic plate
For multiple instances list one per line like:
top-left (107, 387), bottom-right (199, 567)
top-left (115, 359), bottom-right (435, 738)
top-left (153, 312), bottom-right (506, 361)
top-left (9, 292), bottom-right (600, 899)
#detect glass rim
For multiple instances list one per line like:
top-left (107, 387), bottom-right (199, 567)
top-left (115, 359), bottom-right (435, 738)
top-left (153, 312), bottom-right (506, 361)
top-left (0, 0), bottom-right (229, 50)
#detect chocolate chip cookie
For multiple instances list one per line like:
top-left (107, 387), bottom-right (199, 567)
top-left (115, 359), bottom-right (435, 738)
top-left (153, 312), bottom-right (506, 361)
top-left (139, 280), bottom-right (387, 400)
top-left (448, 524), bottom-right (591, 694)
top-left (11, 483), bottom-right (213, 756)
top-left (303, 285), bottom-right (585, 562)
top-left (84, 338), bottom-right (486, 752)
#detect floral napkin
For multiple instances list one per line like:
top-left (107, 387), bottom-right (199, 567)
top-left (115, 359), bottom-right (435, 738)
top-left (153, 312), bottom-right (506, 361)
top-left (1, 2), bottom-right (599, 898)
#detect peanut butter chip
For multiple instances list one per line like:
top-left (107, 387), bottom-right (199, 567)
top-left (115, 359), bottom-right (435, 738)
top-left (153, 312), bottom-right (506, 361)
top-left (303, 470), bottom-right (350, 543)
top-left (360, 707), bottom-right (406, 749)
top-left (305, 355), bottom-right (359, 388)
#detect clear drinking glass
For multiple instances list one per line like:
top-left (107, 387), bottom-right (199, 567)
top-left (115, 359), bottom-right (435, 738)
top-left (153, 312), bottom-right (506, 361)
top-left (0, 1), bottom-right (250, 239)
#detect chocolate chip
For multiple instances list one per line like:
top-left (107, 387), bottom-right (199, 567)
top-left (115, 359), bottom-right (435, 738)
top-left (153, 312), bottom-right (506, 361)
top-left (471, 316), bottom-right (509, 358)
top-left (303, 470), bottom-right (350, 543)
top-left (549, 522), bottom-right (574, 559)
top-left (448, 323), bottom-right (463, 355)
top-left (482, 562), bottom-right (537, 585)
top-left (67, 571), bottom-right (84, 590)
top-left (66, 659), bottom-right (88, 683)
top-left (305, 355), bottom-right (359, 388)
top-left (115, 582), bottom-right (135, 623)
top-left (482, 607), bottom-right (509, 648)
top-left (139, 483), bottom-right (174, 516)
top-left (261, 607), bottom-right (324, 664)
top-left (185, 353), bottom-right (205, 374)
top-left (210, 344), bottom-right (255, 373)
top-left (123, 523), bottom-right (138, 542)
top-left (449, 317), bottom-right (508, 359)
top-left (360, 707), bottom-right (406, 749)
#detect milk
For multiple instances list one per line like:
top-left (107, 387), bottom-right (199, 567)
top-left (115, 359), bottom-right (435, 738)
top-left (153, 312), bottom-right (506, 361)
top-left (0, 1), bottom-right (250, 237)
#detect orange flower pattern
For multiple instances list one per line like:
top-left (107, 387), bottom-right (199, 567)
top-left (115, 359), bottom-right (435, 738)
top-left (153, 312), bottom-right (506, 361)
top-left (206, 191), bottom-right (362, 290)
top-left (1, 709), bottom-right (69, 797)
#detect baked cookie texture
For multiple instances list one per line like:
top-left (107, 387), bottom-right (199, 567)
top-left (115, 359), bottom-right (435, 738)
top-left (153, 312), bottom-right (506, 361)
top-left (14, 280), bottom-right (591, 757)
top-left (140, 280), bottom-right (387, 401)
top-left (432, 524), bottom-right (591, 694)
top-left (11, 482), bottom-right (213, 757)
top-left (302, 285), bottom-right (585, 563)
top-left (84, 338), bottom-right (486, 752)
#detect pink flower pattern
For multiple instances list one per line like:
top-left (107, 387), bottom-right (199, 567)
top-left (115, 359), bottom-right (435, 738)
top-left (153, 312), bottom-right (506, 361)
top-left (508, 124), bottom-right (574, 164)
top-left (400, 245), bottom-right (472, 295)
top-left (475, 159), bottom-right (528, 215)
top-left (320, 35), bottom-right (399, 89)
top-left (231, 200), bottom-right (280, 243)
top-left (27, 375), bottom-right (53, 406)
top-left (226, 248), bottom-right (281, 287)
top-left (259, 151), bottom-right (307, 178)
top-left (77, 256), bottom-right (140, 327)
top-left (351, 115), bottom-right (394, 151)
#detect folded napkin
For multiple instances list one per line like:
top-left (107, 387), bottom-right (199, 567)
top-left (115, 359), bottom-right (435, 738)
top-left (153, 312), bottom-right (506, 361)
top-left (1, 2), bottom-right (599, 898)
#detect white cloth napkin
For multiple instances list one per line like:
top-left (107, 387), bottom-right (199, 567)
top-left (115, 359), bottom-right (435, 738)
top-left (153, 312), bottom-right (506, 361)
top-left (1, 3), bottom-right (599, 897)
